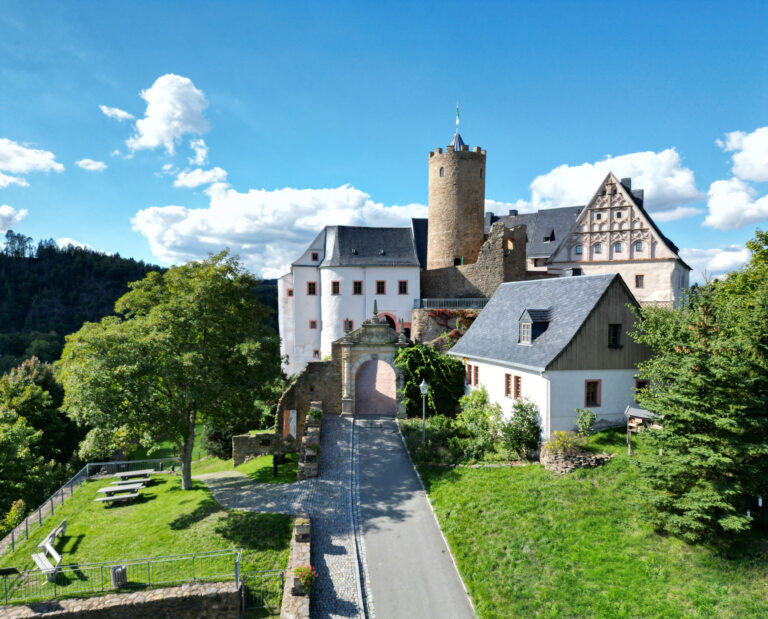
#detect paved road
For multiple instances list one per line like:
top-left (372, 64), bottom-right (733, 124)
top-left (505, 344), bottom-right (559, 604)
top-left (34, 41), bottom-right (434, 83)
top-left (355, 417), bottom-right (475, 619)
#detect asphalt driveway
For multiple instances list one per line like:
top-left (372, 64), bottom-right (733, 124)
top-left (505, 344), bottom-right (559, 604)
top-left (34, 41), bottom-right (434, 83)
top-left (356, 417), bottom-right (475, 619)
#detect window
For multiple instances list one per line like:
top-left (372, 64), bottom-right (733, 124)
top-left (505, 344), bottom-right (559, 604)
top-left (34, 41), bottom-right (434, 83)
top-left (594, 243), bottom-right (602, 254)
top-left (398, 280), bottom-right (408, 295)
top-left (596, 213), bottom-right (602, 220)
top-left (439, 167), bottom-right (445, 177)
top-left (520, 322), bottom-right (532, 344)
top-left (585, 380), bottom-right (601, 407)
top-left (504, 373), bottom-right (512, 397)
top-left (313, 350), bottom-right (320, 359)
top-left (480, 167), bottom-right (483, 178)
top-left (514, 375), bottom-right (522, 399)
top-left (376, 280), bottom-right (386, 295)
top-left (635, 274), bottom-right (645, 289)
top-left (309, 320), bottom-right (317, 329)
top-left (331, 281), bottom-right (340, 295)
top-left (311, 252), bottom-right (319, 261)
top-left (287, 288), bottom-right (294, 297)
top-left (635, 241), bottom-right (643, 252)
top-left (473, 365), bottom-right (479, 386)
top-left (466, 364), bottom-right (473, 385)
top-left (344, 319), bottom-right (354, 332)
top-left (307, 281), bottom-right (317, 295)
top-left (575, 244), bottom-right (582, 255)
top-left (615, 211), bottom-right (622, 218)
top-left (608, 323), bottom-right (622, 348)
top-left (614, 242), bottom-right (622, 253)
top-left (353, 280), bottom-right (363, 295)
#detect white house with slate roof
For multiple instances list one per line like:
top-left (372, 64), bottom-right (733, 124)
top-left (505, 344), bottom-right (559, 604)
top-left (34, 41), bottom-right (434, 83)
top-left (278, 225), bottom-right (421, 375)
top-left (448, 274), bottom-right (651, 437)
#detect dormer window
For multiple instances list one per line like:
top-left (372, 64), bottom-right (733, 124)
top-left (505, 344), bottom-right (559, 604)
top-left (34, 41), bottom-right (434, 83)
top-left (520, 322), bottom-right (532, 345)
top-left (543, 229), bottom-right (555, 243)
top-left (311, 252), bottom-right (319, 261)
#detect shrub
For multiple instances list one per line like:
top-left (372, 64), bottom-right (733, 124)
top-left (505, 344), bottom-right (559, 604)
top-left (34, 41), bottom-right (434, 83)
top-left (0, 499), bottom-right (26, 538)
top-left (294, 565), bottom-right (318, 593)
top-left (458, 387), bottom-right (502, 439)
top-left (308, 408), bottom-right (323, 421)
top-left (544, 430), bottom-right (582, 456)
top-left (575, 408), bottom-right (597, 437)
top-left (305, 442), bottom-right (321, 455)
top-left (500, 398), bottom-right (541, 458)
top-left (394, 344), bottom-right (466, 417)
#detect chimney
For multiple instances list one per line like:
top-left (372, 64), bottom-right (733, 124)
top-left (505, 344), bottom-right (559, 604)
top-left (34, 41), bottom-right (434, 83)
top-left (621, 177), bottom-right (632, 191)
top-left (632, 189), bottom-right (644, 205)
top-left (508, 209), bottom-right (518, 217)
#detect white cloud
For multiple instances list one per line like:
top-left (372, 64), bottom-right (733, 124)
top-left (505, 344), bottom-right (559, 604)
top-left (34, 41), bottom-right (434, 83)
top-left (110, 149), bottom-right (122, 157)
top-left (174, 167), bottom-right (227, 188)
top-left (0, 205), bottom-right (28, 231)
top-left (679, 245), bottom-right (749, 283)
top-left (717, 126), bottom-right (768, 182)
top-left (56, 237), bottom-right (94, 251)
top-left (651, 206), bottom-right (704, 222)
top-left (126, 74), bottom-right (209, 154)
top-left (189, 139), bottom-right (208, 166)
top-left (132, 184), bottom-right (427, 277)
top-left (0, 171), bottom-right (28, 188)
top-left (76, 158), bottom-right (107, 172)
top-left (99, 105), bottom-right (135, 122)
top-left (485, 198), bottom-right (536, 215)
top-left (516, 149), bottom-right (702, 216)
top-left (0, 138), bottom-right (64, 174)
top-left (703, 177), bottom-right (768, 230)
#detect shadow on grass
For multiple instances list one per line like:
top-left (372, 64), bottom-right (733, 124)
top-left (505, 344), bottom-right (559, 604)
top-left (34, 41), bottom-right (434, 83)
top-left (168, 498), bottom-right (220, 530)
top-left (245, 453), bottom-right (299, 484)
top-left (62, 534), bottom-right (85, 555)
top-left (214, 512), bottom-right (291, 552)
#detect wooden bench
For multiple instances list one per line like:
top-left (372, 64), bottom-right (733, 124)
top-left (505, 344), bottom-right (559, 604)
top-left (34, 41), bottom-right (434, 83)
top-left (31, 520), bottom-right (66, 582)
top-left (113, 469), bottom-right (154, 481)
top-left (112, 478), bottom-right (149, 486)
top-left (94, 493), bottom-right (140, 506)
top-left (97, 483), bottom-right (145, 497)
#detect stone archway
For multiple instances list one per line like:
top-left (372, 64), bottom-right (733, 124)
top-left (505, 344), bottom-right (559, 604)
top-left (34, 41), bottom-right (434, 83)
top-left (354, 359), bottom-right (397, 416)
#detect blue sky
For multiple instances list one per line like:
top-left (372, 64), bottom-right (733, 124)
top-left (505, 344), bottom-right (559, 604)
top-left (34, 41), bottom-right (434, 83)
top-left (1, 0), bottom-right (767, 280)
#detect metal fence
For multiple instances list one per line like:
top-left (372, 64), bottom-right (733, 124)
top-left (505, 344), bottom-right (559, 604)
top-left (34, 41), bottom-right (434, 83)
top-left (414, 297), bottom-right (489, 310)
top-left (0, 550), bottom-right (240, 605)
top-left (0, 458), bottom-right (179, 558)
top-left (241, 569), bottom-right (285, 615)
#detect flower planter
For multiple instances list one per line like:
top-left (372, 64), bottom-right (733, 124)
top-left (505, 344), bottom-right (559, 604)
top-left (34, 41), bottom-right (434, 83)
top-left (292, 576), bottom-right (307, 596)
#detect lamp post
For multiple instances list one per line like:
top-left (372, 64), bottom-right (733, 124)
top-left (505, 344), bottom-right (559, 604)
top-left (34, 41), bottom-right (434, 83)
top-left (419, 379), bottom-right (428, 445)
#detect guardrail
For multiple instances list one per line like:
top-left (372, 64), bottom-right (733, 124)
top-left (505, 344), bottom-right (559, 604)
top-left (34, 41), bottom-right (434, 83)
top-left (0, 549), bottom-right (241, 605)
top-left (414, 298), bottom-right (489, 310)
top-left (0, 458), bottom-right (180, 559)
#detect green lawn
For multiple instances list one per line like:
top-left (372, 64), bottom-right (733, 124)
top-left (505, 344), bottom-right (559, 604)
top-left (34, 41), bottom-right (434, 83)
top-left (0, 474), bottom-right (291, 575)
top-left (417, 429), bottom-right (768, 618)
top-left (192, 452), bottom-right (299, 482)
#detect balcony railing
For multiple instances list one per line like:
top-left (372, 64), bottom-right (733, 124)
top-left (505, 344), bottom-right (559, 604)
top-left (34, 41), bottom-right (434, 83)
top-left (413, 298), bottom-right (489, 310)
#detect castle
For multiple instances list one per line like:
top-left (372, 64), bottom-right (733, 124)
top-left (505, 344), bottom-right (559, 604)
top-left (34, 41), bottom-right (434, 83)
top-left (278, 131), bottom-right (690, 375)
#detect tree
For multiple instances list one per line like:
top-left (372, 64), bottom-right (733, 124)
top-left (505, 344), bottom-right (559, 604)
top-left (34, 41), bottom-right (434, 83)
top-left (58, 252), bottom-right (282, 489)
top-left (632, 232), bottom-right (768, 542)
top-left (394, 344), bottom-right (466, 417)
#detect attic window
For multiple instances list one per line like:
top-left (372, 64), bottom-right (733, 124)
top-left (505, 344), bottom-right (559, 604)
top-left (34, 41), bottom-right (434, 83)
top-left (615, 211), bottom-right (622, 218)
top-left (519, 322), bottom-right (532, 345)
top-left (543, 230), bottom-right (555, 242)
top-left (351, 249), bottom-right (358, 255)
top-left (596, 213), bottom-right (602, 220)
top-left (379, 249), bottom-right (386, 255)
top-left (311, 252), bottom-right (319, 261)
top-left (575, 244), bottom-right (583, 255)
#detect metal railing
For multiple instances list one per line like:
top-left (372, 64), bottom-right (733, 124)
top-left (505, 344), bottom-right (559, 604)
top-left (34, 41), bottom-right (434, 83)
top-left (241, 569), bottom-right (285, 614)
top-left (1, 549), bottom-right (241, 605)
top-left (414, 297), bottom-right (489, 310)
top-left (0, 458), bottom-right (179, 559)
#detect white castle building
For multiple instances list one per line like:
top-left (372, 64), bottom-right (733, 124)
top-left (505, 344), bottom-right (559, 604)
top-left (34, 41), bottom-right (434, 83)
top-left (278, 131), bottom-right (690, 376)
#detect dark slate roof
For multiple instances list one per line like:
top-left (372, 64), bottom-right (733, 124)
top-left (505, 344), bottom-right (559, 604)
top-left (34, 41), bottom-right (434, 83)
top-left (319, 226), bottom-right (420, 267)
top-left (411, 218), bottom-right (429, 270)
top-left (522, 308), bottom-right (552, 323)
top-left (485, 206), bottom-right (583, 259)
top-left (449, 273), bottom-right (621, 370)
top-left (449, 132), bottom-right (466, 151)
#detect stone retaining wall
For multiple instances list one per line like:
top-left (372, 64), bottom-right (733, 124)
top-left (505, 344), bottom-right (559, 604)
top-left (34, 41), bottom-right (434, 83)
top-left (541, 448), bottom-right (614, 475)
top-left (0, 582), bottom-right (240, 618)
top-left (232, 430), bottom-right (280, 467)
top-left (280, 514), bottom-right (312, 619)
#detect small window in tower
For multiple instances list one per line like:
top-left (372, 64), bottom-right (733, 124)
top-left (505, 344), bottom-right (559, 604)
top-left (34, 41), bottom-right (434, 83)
top-left (480, 167), bottom-right (483, 179)
top-left (287, 288), bottom-right (294, 297)
top-left (331, 281), bottom-right (340, 295)
top-left (309, 320), bottom-right (317, 329)
top-left (307, 281), bottom-right (317, 295)
top-left (439, 167), bottom-right (445, 177)
top-left (353, 281), bottom-right (363, 295)
top-left (311, 252), bottom-right (319, 261)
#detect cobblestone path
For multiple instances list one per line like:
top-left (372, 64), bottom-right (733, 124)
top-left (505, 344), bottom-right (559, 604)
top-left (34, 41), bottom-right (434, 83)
top-left (195, 415), bottom-right (368, 618)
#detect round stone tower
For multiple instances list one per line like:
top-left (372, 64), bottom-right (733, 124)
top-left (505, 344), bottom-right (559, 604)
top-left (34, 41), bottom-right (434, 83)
top-left (427, 133), bottom-right (486, 269)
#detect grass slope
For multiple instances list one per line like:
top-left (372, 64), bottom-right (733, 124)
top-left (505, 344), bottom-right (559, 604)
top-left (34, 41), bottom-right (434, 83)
top-left (192, 452), bottom-right (299, 482)
top-left (418, 429), bottom-right (768, 618)
top-left (0, 474), bottom-right (291, 574)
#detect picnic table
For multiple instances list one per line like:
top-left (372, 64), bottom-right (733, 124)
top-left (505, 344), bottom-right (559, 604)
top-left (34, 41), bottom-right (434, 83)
top-left (97, 483), bottom-right (145, 496)
top-left (31, 520), bottom-right (66, 581)
top-left (113, 468), bottom-right (154, 481)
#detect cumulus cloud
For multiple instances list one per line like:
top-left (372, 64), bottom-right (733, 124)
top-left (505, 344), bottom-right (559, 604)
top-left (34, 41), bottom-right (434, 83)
top-left (174, 167), bottom-right (227, 188)
top-left (485, 198), bottom-right (535, 215)
top-left (516, 149), bottom-right (702, 217)
top-left (126, 74), bottom-right (209, 154)
top-left (189, 139), bottom-right (208, 166)
top-left (75, 158), bottom-right (107, 172)
top-left (99, 105), bottom-right (135, 122)
top-left (703, 177), bottom-right (768, 230)
top-left (0, 138), bottom-right (64, 174)
top-left (0, 204), bottom-right (28, 231)
top-left (679, 245), bottom-right (749, 283)
top-left (652, 206), bottom-right (704, 222)
top-left (0, 172), bottom-right (28, 188)
top-left (717, 126), bottom-right (768, 182)
top-left (56, 237), bottom-right (94, 251)
top-left (132, 184), bottom-right (427, 277)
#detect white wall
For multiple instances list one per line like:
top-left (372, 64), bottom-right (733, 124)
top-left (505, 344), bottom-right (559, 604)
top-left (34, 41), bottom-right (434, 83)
top-left (277, 273), bottom-right (295, 374)
top-left (290, 265), bottom-right (322, 374)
